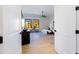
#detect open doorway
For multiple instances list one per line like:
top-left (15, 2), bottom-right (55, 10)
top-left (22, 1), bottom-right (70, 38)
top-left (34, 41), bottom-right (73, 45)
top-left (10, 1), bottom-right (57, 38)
top-left (21, 5), bottom-right (56, 54)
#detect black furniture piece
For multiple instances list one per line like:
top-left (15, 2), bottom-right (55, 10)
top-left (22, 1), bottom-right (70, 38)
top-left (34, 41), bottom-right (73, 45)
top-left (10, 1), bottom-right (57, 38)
top-left (47, 28), bottom-right (54, 35)
top-left (21, 30), bottom-right (30, 45)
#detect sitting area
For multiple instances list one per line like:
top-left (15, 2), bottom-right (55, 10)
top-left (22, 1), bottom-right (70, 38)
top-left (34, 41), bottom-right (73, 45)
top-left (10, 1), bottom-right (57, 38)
top-left (41, 28), bottom-right (54, 35)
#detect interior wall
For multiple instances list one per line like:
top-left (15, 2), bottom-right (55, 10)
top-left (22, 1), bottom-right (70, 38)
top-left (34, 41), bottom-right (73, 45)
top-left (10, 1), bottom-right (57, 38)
top-left (0, 6), bottom-right (3, 54)
top-left (54, 5), bottom-right (76, 54)
top-left (0, 6), bottom-right (3, 36)
top-left (2, 6), bottom-right (22, 54)
top-left (40, 17), bottom-right (54, 30)
top-left (49, 17), bottom-right (54, 30)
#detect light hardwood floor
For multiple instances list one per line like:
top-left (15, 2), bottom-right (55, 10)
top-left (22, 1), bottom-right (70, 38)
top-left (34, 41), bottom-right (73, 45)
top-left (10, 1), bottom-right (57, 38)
top-left (22, 32), bottom-right (56, 54)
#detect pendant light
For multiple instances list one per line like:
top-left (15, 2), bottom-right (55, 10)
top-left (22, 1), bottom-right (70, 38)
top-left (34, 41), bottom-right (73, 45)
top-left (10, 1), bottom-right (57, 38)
top-left (41, 11), bottom-right (47, 18)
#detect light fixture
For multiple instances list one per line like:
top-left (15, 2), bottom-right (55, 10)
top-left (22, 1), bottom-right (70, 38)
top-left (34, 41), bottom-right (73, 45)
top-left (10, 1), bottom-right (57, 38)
top-left (41, 11), bottom-right (47, 18)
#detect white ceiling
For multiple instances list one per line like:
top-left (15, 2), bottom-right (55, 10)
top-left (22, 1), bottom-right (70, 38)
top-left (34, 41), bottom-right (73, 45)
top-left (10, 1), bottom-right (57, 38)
top-left (22, 5), bottom-right (54, 18)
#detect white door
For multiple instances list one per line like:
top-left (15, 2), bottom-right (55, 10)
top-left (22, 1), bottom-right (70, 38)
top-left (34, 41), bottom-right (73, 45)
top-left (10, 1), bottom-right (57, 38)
top-left (3, 6), bottom-right (22, 54)
top-left (54, 6), bottom-right (76, 54)
top-left (76, 7), bottom-right (79, 53)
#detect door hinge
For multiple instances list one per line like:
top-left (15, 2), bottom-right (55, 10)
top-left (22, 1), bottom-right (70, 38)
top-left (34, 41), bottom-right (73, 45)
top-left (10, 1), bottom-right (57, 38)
top-left (0, 36), bottom-right (3, 44)
top-left (75, 30), bottom-right (79, 34)
top-left (75, 6), bottom-right (79, 11)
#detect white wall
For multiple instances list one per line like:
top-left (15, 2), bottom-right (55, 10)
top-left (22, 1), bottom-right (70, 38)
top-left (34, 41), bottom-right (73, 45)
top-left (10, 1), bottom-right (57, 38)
top-left (0, 6), bottom-right (3, 36)
top-left (49, 17), bottom-right (54, 30)
top-left (0, 6), bottom-right (3, 54)
top-left (40, 17), bottom-right (53, 30)
top-left (2, 6), bottom-right (22, 54)
top-left (54, 6), bottom-right (76, 54)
